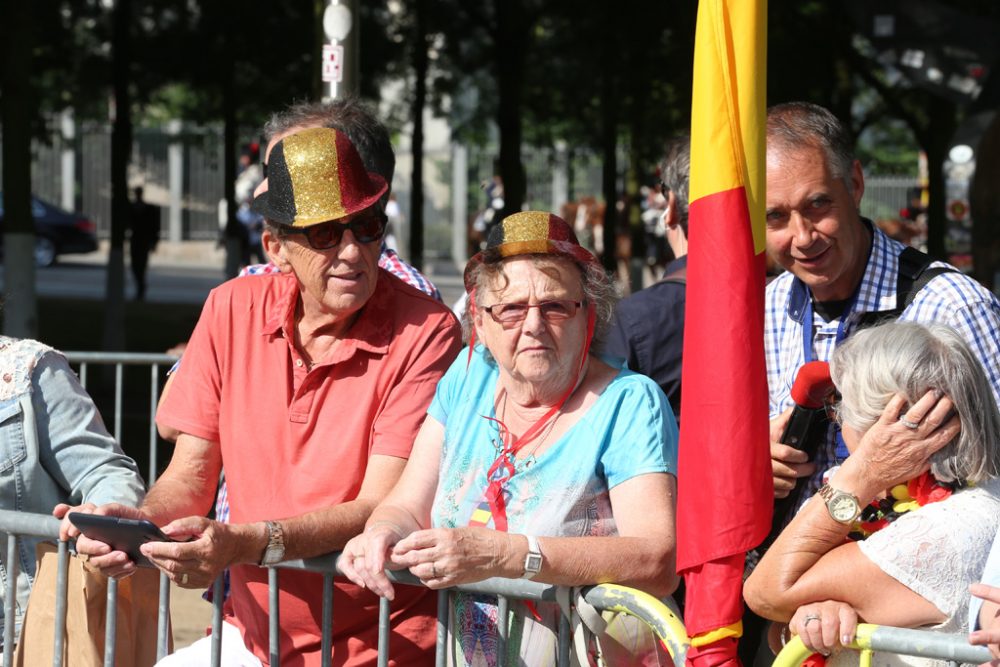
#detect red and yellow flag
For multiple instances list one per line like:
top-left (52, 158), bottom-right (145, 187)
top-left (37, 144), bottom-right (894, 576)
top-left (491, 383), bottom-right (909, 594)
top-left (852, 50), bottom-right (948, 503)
top-left (677, 0), bottom-right (770, 665)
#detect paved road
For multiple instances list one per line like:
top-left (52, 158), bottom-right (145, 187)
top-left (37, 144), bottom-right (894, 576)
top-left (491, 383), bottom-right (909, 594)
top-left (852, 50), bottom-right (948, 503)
top-left (0, 260), bottom-right (225, 305)
top-left (0, 255), bottom-right (467, 308)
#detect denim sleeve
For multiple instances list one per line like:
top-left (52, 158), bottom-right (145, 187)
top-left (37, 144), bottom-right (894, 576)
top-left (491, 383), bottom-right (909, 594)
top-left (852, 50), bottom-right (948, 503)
top-left (971, 529), bottom-right (1000, 631)
top-left (32, 352), bottom-right (145, 508)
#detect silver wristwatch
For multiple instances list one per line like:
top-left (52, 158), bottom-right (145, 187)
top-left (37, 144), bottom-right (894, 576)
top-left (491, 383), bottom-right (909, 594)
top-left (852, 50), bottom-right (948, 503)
top-left (260, 520), bottom-right (286, 566)
top-left (521, 535), bottom-right (543, 579)
top-left (818, 484), bottom-right (862, 524)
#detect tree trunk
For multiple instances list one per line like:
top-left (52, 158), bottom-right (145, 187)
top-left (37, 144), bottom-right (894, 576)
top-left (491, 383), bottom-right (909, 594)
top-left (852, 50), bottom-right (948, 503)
top-left (599, 25), bottom-right (618, 274)
top-left (103, 0), bottom-right (131, 351)
top-left (313, 0), bottom-right (325, 100)
top-left (920, 97), bottom-right (957, 261)
top-left (971, 110), bottom-right (1000, 291)
top-left (494, 0), bottom-right (527, 220)
top-left (222, 1), bottom-right (242, 279)
top-left (408, 0), bottom-right (428, 271)
top-left (1, 0), bottom-right (37, 338)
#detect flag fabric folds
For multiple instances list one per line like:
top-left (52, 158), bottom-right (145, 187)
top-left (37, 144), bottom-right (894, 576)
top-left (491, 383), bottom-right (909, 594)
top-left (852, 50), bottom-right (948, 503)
top-left (677, 0), bottom-right (770, 665)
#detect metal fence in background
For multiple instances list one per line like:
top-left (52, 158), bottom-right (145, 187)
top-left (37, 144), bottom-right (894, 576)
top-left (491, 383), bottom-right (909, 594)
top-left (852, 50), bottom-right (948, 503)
top-left (5, 116), bottom-right (612, 263)
top-left (860, 174), bottom-right (919, 222)
top-left (3, 115), bottom-right (921, 269)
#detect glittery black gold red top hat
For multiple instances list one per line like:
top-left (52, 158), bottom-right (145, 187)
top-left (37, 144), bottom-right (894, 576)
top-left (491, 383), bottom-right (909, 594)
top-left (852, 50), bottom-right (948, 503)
top-left (251, 127), bottom-right (388, 227)
top-left (463, 211), bottom-right (600, 291)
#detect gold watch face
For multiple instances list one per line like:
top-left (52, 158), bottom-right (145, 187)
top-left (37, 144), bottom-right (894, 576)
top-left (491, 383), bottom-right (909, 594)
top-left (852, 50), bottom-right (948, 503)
top-left (830, 494), bottom-right (859, 522)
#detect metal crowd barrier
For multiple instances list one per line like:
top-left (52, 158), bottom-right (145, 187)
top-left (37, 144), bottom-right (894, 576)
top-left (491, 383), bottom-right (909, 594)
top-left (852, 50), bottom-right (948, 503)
top-left (0, 510), bottom-right (689, 667)
top-left (37, 353), bottom-right (689, 665)
top-left (772, 623), bottom-right (992, 667)
top-left (64, 351), bottom-right (179, 486)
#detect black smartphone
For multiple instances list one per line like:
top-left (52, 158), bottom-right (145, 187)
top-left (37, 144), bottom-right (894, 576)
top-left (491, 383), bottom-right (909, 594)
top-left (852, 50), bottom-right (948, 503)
top-left (68, 513), bottom-right (174, 568)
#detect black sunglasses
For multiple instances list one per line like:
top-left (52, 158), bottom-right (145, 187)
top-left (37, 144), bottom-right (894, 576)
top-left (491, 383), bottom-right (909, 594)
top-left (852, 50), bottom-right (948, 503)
top-left (276, 211), bottom-right (387, 250)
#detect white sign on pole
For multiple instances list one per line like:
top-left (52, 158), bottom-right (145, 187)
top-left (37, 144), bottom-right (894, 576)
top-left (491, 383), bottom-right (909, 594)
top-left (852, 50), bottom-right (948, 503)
top-left (322, 44), bottom-right (344, 83)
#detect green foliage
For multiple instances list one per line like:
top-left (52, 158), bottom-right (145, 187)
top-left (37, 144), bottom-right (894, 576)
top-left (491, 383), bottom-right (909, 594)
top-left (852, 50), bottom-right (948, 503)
top-left (15, 0), bottom-right (398, 133)
top-left (857, 119), bottom-right (921, 176)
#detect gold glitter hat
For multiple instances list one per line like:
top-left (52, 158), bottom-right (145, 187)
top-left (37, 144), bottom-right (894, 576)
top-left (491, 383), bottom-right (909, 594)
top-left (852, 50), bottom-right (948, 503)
top-left (251, 127), bottom-right (388, 227)
top-left (463, 211), bottom-right (600, 291)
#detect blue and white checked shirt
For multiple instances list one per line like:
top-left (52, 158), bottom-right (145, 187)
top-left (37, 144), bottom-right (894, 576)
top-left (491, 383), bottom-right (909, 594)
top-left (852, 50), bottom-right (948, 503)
top-left (765, 224), bottom-right (1000, 506)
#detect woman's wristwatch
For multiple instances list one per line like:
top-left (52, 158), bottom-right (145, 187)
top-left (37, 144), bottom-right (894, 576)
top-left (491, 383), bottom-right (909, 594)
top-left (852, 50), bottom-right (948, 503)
top-left (818, 484), bottom-right (862, 524)
top-left (521, 535), bottom-right (543, 579)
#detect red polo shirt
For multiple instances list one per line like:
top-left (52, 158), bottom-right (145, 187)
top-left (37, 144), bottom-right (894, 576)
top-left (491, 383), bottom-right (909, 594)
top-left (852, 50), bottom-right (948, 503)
top-left (157, 270), bottom-right (462, 667)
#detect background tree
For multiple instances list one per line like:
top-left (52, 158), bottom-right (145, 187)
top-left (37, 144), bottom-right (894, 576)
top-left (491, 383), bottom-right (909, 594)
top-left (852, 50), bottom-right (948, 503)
top-left (102, 0), bottom-right (132, 352)
top-left (1, 0), bottom-right (37, 338)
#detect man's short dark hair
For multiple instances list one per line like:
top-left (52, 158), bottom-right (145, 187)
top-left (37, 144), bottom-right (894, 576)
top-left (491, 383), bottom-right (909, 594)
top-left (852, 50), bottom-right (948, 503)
top-left (659, 135), bottom-right (691, 237)
top-left (766, 102), bottom-right (856, 188)
top-left (263, 97), bottom-right (395, 185)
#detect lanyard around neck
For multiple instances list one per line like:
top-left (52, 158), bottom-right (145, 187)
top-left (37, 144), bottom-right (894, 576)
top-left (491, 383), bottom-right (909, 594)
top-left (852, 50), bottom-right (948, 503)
top-left (801, 285), bottom-right (860, 363)
top-left (479, 306), bottom-right (596, 532)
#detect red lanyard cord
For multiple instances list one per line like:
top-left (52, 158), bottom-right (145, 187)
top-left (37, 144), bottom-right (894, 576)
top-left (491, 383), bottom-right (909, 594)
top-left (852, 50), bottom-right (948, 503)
top-left (480, 305), bottom-right (596, 532)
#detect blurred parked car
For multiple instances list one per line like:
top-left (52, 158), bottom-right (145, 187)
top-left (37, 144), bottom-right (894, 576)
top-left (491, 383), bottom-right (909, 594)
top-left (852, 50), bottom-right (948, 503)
top-left (0, 194), bottom-right (98, 267)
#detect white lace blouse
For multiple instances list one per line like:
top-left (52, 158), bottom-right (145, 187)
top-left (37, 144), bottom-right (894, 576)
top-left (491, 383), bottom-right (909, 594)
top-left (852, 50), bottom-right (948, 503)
top-left (829, 477), bottom-right (1000, 667)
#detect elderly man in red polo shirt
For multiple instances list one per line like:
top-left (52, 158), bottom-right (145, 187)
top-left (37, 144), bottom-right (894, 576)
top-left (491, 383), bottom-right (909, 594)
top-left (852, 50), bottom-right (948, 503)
top-left (77, 127), bottom-right (462, 666)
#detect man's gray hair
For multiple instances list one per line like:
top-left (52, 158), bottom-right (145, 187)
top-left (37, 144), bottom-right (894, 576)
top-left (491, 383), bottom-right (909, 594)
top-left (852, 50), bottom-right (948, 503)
top-left (767, 102), bottom-right (856, 189)
top-left (831, 321), bottom-right (1000, 485)
top-left (263, 97), bottom-right (394, 185)
top-left (461, 255), bottom-right (619, 353)
top-left (659, 135), bottom-right (691, 236)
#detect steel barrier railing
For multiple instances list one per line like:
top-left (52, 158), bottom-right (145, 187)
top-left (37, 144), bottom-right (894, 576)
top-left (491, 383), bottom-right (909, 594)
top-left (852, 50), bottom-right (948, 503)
top-left (49, 353), bottom-right (690, 664)
top-left (772, 622), bottom-right (992, 667)
top-left (0, 510), bottom-right (689, 667)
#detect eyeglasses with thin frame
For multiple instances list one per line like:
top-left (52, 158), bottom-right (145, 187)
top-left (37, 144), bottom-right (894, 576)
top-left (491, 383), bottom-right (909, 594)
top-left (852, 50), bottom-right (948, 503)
top-left (276, 211), bottom-right (387, 250)
top-left (483, 300), bottom-right (584, 327)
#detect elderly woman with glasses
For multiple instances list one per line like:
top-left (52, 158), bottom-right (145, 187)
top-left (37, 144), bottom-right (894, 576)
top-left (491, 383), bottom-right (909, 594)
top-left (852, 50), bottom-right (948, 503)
top-left (745, 321), bottom-right (1000, 666)
top-left (341, 212), bottom-right (679, 665)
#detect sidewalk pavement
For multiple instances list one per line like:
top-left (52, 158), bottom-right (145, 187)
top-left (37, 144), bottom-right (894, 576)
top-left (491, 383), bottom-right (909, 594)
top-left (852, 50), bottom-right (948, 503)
top-left (80, 240), bottom-right (229, 270)
top-left (82, 240), bottom-right (468, 304)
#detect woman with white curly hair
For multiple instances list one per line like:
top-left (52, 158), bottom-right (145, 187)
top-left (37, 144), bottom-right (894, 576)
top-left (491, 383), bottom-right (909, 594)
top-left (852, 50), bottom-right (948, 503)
top-left (745, 320), bottom-right (1000, 666)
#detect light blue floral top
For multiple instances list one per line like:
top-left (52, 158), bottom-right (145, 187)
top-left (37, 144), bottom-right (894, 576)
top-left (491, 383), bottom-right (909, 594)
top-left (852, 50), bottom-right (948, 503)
top-left (427, 345), bottom-right (677, 666)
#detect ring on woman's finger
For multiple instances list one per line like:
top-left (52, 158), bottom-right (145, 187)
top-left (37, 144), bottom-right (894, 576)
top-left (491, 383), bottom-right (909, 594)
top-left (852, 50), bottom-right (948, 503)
top-left (180, 573), bottom-right (189, 585)
top-left (899, 417), bottom-right (920, 429)
top-left (803, 614), bottom-right (821, 627)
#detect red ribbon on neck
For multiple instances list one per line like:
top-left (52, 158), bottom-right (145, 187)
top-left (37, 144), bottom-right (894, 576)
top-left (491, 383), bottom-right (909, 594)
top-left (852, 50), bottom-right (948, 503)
top-left (479, 305), bottom-right (596, 532)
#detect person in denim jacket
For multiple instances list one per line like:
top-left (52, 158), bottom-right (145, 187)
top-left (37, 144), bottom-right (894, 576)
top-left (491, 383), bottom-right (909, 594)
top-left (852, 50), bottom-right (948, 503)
top-left (0, 336), bottom-right (144, 644)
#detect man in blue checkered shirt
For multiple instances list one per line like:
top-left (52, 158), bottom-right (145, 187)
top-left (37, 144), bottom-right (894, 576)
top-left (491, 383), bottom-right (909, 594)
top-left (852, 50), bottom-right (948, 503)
top-left (764, 102), bottom-right (1000, 508)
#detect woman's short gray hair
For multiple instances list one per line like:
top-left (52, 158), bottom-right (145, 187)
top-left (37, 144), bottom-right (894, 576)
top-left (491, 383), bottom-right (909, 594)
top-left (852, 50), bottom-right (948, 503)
top-left (460, 255), bottom-right (619, 351)
top-left (831, 321), bottom-right (1000, 484)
